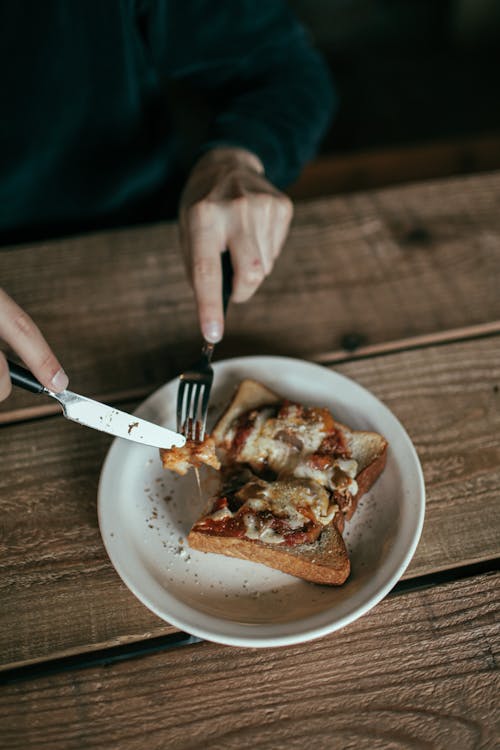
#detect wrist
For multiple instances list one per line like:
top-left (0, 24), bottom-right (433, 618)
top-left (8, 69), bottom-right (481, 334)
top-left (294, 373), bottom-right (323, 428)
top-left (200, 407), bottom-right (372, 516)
top-left (193, 147), bottom-right (265, 177)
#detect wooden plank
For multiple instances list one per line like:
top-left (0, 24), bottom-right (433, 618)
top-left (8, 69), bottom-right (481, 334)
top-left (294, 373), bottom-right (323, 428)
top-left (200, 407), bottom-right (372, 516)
top-left (0, 573), bottom-right (498, 750)
top-left (0, 335), bottom-right (499, 670)
top-left (2, 171), bottom-right (500, 417)
top-left (333, 336), bottom-right (500, 579)
top-left (288, 132), bottom-right (500, 199)
top-left (314, 320), bottom-right (500, 365)
top-left (0, 422), bottom-right (179, 671)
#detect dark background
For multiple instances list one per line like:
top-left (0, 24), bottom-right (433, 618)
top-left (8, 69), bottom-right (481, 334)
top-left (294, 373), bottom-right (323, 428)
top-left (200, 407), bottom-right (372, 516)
top-left (289, 0), bottom-right (500, 158)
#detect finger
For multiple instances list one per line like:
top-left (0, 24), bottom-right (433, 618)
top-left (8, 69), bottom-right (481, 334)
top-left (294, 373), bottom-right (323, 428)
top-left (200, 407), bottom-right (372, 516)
top-left (0, 352), bottom-right (12, 402)
top-left (183, 204), bottom-right (227, 342)
top-left (252, 197), bottom-right (276, 277)
top-left (229, 231), bottom-right (267, 304)
top-left (230, 195), bottom-right (291, 301)
top-left (0, 289), bottom-right (68, 392)
top-left (270, 196), bottom-right (293, 261)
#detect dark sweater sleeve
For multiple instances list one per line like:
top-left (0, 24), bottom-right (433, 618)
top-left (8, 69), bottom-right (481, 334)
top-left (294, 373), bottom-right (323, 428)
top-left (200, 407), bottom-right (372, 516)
top-left (144, 0), bottom-right (336, 188)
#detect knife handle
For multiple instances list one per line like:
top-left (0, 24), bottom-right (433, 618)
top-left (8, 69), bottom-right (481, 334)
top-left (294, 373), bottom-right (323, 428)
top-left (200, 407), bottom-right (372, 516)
top-left (7, 360), bottom-right (45, 393)
top-left (221, 249), bottom-right (233, 316)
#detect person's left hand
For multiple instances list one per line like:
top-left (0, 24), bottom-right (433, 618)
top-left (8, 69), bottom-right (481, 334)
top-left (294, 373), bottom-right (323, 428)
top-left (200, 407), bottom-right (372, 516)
top-left (178, 147), bottom-right (293, 343)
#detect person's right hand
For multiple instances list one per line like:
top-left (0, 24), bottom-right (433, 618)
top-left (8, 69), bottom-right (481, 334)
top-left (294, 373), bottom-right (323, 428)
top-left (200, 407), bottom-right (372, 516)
top-left (0, 288), bottom-right (68, 402)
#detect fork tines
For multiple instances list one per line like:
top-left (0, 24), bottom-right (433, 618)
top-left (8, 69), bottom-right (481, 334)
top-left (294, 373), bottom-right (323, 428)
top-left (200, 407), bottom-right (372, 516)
top-left (176, 378), bottom-right (211, 441)
top-left (176, 342), bottom-right (215, 441)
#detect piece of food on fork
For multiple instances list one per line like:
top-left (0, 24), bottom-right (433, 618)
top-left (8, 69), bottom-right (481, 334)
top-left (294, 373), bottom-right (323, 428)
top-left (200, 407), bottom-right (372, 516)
top-left (160, 378), bottom-right (388, 585)
top-left (160, 434), bottom-right (220, 475)
top-left (172, 250), bottom-right (234, 460)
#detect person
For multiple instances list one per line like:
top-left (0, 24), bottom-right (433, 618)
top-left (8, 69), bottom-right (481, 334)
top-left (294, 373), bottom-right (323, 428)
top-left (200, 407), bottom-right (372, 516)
top-left (0, 0), bottom-right (334, 401)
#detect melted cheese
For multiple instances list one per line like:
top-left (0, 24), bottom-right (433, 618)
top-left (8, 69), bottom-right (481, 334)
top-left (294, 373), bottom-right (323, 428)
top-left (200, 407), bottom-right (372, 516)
top-left (207, 401), bottom-right (360, 545)
top-left (207, 478), bottom-right (340, 545)
top-left (233, 405), bottom-right (359, 497)
top-left (293, 457), bottom-right (359, 496)
top-left (160, 437), bottom-right (220, 476)
top-left (210, 506), bottom-right (233, 521)
top-left (241, 511), bottom-right (285, 544)
top-left (236, 405), bottom-right (330, 474)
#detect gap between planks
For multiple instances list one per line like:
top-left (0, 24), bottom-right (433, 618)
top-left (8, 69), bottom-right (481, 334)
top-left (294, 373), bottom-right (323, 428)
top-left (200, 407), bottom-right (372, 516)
top-left (1, 559), bottom-right (498, 684)
top-left (312, 319), bottom-right (500, 364)
top-left (2, 320), bottom-right (500, 427)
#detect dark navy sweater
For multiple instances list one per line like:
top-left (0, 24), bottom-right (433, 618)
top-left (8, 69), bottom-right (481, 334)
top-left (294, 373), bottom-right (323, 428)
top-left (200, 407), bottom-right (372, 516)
top-left (0, 1), bottom-right (334, 243)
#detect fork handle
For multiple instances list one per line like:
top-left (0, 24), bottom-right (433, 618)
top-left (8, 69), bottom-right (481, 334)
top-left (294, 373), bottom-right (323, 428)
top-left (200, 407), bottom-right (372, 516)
top-left (221, 249), bottom-right (233, 316)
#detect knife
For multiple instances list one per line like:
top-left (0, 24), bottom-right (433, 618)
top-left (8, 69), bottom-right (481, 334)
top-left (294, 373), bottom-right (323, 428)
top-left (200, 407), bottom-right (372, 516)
top-left (8, 360), bottom-right (186, 450)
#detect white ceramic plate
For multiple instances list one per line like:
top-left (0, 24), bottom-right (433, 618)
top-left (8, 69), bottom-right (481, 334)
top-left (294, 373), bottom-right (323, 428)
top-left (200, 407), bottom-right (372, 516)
top-left (98, 356), bottom-right (425, 648)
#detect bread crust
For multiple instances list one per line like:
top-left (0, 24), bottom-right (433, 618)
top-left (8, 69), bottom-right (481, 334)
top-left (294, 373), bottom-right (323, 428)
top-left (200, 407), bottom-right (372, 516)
top-left (338, 423), bottom-right (388, 520)
top-left (188, 523), bottom-right (350, 585)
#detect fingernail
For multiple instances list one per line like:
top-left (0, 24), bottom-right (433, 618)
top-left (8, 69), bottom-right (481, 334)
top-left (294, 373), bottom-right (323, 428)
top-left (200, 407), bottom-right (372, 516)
top-left (51, 368), bottom-right (69, 392)
top-left (203, 321), bottom-right (222, 343)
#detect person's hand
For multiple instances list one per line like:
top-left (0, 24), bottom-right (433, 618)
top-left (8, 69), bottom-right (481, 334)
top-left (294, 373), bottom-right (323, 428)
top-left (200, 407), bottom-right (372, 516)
top-left (0, 288), bottom-right (68, 401)
top-left (179, 147), bottom-right (293, 342)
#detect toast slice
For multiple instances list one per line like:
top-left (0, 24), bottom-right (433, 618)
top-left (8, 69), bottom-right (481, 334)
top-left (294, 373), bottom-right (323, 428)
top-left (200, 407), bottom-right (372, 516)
top-left (188, 521), bottom-right (349, 585)
top-left (186, 379), bottom-right (388, 585)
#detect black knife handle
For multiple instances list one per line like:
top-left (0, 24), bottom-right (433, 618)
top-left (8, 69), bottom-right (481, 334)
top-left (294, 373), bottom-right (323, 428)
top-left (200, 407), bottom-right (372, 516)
top-left (221, 249), bottom-right (233, 316)
top-left (7, 360), bottom-right (45, 393)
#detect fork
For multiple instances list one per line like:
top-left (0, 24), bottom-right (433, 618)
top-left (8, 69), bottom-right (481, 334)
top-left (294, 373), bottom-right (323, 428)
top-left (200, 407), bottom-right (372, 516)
top-left (176, 249), bottom-right (233, 441)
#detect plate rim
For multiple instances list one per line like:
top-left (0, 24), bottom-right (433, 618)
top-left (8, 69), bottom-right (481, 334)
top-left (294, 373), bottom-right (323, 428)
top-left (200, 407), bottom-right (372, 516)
top-left (98, 355), bottom-right (426, 648)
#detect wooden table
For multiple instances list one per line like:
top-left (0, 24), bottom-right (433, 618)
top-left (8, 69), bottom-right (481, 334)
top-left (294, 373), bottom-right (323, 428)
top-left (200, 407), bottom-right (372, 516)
top-left (0, 172), bottom-right (499, 749)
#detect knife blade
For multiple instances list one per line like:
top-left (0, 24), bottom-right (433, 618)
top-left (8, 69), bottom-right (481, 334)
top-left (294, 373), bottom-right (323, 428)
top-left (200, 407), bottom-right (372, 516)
top-left (8, 360), bottom-right (185, 450)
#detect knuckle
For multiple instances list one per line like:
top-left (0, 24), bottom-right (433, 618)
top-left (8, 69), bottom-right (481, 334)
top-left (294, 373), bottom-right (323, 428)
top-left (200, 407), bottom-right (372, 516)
top-left (192, 256), bottom-right (219, 280)
top-left (36, 350), bottom-right (58, 379)
top-left (187, 200), bottom-right (215, 227)
top-left (229, 194), bottom-right (248, 213)
top-left (241, 263), bottom-right (265, 286)
top-left (12, 309), bottom-right (36, 338)
top-left (243, 193), bottom-right (268, 215)
top-left (263, 255), bottom-right (274, 276)
top-left (255, 193), bottom-right (272, 210)
top-left (278, 194), bottom-right (293, 219)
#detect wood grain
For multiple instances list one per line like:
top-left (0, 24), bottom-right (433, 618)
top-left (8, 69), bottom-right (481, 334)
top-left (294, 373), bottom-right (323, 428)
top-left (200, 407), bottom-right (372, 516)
top-left (0, 335), bottom-right (499, 670)
top-left (288, 132), bottom-right (500, 198)
top-left (1, 572), bottom-right (498, 750)
top-left (0, 421), bottom-right (179, 671)
top-left (2, 171), bottom-right (500, 418)
top-left (334, 336), bottom-right (500, 578)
